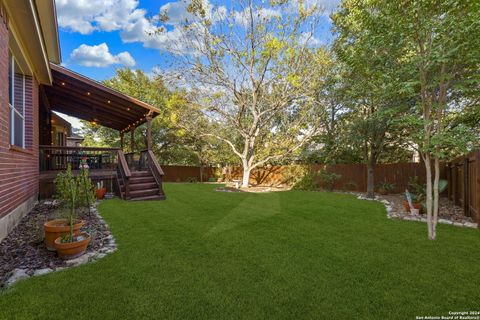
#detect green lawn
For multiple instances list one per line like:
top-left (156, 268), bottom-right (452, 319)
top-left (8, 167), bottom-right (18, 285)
top-left (1, 184), bottom-right (479, 319)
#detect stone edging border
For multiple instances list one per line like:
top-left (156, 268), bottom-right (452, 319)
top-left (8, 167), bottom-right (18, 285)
top-left (4, 202), bottom-right (117, 287)
top-left (354, 193), bottom-right (478, 229)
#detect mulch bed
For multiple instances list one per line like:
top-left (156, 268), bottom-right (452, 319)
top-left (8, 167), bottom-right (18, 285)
top-left (216, 185), bottom-right (290, 193)
top-left (0, 201), bottom-right (111, 286)
top-left (379, 194), bottom-right (473, 223)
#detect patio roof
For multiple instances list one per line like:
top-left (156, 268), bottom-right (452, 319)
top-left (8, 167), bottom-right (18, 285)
top-left (41, 64), bottom-right (161, 132)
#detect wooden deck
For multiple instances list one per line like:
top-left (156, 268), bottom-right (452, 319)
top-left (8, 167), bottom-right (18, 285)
top-left (39, 146), bottom-right (165, 200)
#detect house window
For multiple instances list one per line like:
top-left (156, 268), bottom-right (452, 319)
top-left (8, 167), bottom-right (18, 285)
top-left (8, 52), bottom-right (25, 148)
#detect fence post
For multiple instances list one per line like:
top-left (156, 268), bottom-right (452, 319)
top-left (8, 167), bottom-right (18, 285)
top-left (463, 156), bottom-right (469, 216)
top-left (476, 151), bottom-right (480, 223)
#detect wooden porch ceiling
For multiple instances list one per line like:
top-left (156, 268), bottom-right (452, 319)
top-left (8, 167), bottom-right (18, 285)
top-left (42, 64), bottom-right (161, 132)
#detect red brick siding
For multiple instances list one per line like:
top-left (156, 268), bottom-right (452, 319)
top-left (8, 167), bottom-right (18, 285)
top-left (0, 10), bottom-right (39, 218)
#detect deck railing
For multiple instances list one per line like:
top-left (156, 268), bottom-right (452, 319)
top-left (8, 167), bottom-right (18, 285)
top-left (39, 145), bottom-right (120, 171)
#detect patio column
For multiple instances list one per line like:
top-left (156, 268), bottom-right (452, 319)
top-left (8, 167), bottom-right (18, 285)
top-left (146, 115), bottom-right (152, 151)
top-left (120, 132), bottom-right (124, 150)
top-left (130, 129), bottom-right (135, 153)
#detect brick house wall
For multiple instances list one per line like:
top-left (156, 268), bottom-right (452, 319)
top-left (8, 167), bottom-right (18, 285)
top-left (0, 5), bottom-right (40, 240)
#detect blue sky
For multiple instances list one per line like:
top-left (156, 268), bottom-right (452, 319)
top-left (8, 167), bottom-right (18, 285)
top-left (56, 0), bottom-right (338, 82)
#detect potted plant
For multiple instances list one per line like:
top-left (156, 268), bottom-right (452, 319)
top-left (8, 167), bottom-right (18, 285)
top-left (403, 177), bottom-right (425, 213)
top-left (95, 181), bottom-right (107, 200)
top-left (404, 190), bottom-right (422, 214)
top-left (44, 165), bottom-right (84, 251)
top-left (52, 164), bottom-right (92, 259)
top-left (377, 181), bottom-right (395, 195)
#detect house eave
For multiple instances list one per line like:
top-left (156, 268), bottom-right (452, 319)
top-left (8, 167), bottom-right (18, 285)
top-left (3, 0), bottom-right (57, 85)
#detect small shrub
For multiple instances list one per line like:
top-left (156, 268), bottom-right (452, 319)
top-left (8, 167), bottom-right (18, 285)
top-left (292, 171), bottom-right (319, 191)
top-left (344, 181), bottom-right (358, 191)
top-left (292, 169), bottom-right (341, 191)
top-left (54, 164), bottom-right (80, 242)
top-left (377, 181), bottom-right (395, 194)
top-left (281, 165), bottom-right (308, 186)
top-left (318, 170), bottom-right (341, 191)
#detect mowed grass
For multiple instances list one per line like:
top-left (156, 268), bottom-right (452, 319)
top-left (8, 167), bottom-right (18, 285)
top-left (1, 183), bottom-right (479, 319)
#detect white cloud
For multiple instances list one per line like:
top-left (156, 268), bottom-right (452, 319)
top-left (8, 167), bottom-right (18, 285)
top-left (298, 32), bottom-right (321, 46)
top-left (56, 0), bottom-right (143, 34)
top-left (287, 0), bottom-right (341, 16)
top-left (57, 0), bottom-right (336, 56)
top-left (234, 7), bottom-right (282, 27)
top-left (70, 43), bottom-right (136, 67)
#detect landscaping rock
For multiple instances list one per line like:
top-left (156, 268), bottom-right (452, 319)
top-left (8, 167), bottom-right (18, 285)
top-left (359, 192), bottom-right (477, 228)
top-left (438, 218), bottom-right (453, 225)
top-left (65, 254), bottom-right (90, 267)
top-left (464, 222), bottom-right (478, 228)
top-left (0, 201), bottom-right (118, 287)
top-left (6, 269), bottom-right (29, 286)
top-left (33, 268), bottom-right (53, 276)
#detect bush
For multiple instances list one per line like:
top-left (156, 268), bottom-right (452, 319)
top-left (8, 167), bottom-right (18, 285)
top-left (292, 171), bottom-right (319, 191)
top-left (292, 169), bottom-right (341, 191)
top-left (318, 170), bottom-right (341, 191)
top-left (344, 181), bottom-right (358, 191)
top-left (281, 165), bottom-right (308, 186)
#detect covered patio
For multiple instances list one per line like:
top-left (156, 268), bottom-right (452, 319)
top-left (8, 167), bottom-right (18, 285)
top-left (39, 64), bottom-right (165, 201)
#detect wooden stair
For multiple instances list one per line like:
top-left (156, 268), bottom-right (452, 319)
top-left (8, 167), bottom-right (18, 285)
top-left (116, 149), bottom-right (166, 201)
top-left (118, 170), bottom-right (165, 201)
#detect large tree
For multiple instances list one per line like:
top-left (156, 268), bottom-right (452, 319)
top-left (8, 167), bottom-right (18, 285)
top-left (332, 5), bottom-right (411, 198)
top-left (333, 0), bottom-right (480, 239)
top-left (159, 0), bottom-right (329, 187)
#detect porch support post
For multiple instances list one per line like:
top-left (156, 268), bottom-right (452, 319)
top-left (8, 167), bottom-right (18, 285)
top-left (120, 132), bottom-right (124, 150)
top-left (146, 115), bottom-right (152, 151)
top-left (130, 129), bottom-right (135, 153)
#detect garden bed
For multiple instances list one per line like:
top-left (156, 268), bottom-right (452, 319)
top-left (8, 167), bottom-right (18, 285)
top-left (353, 192), bottom-right (477, 228)
top-left (0, 200), bottom-right (116, 288)
top-left (216, 184), bottom-right (290, 193)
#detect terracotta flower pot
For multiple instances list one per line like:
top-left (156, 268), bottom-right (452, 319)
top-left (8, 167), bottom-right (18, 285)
top-left (54, 232), bottom-right (91, 260)
top-left (96, 188), bottom-right (107, 200)
top-left (403, 201), bottom-right (422, 213)
top-left (44, 219), bottom-right (84, 251)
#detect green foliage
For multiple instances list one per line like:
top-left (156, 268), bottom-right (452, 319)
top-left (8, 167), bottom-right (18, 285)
top-left (54, 164), bottom-right (79, 242)
top-left (377, 181), bottom-right (395, 193)
top-left (54, 164), bottom-right (95, 241)
top-left (280, 166), bottom-right (308, 186)
top-left (292, 170), bottom-right (319, 191)
top-left (343, 181), bottom-right (358, 191)
top-left (293, 169), bottom-right (341, 191)
top-left (318, 170), bottom-right (341, 191)
top-left (77, 162), bottom-right (96, 210)
top-left (406, 177), bottom-right (426, 203)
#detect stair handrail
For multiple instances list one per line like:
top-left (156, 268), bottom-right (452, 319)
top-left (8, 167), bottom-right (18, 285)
top-left (117, 150), bottom-right (132, 199)
top-left (145, 150), bottom-right (165, 196)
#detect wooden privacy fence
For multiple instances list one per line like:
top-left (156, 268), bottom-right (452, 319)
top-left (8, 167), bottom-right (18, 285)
top-left (160, 162), bottom-right (439, 194)
top-left (161, 165), bottom-right (215, 182)
top-left (446, 150), bottom-right (480, 223)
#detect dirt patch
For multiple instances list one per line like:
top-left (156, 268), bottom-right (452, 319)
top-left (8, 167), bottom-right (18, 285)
top-left (216, 185), bottom-right (291, 193)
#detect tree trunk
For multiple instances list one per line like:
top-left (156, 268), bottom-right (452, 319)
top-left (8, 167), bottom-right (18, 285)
top-left (424, 154), bottom-right (434, 240)
top-left (241, 162), bottom-right (251, 188)
top-left (366, 157), bottom-right (376, 199)
top-left (432, 157), bottom-right (440, 239)
top-left (199, 163), bottom-right (204, 183)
